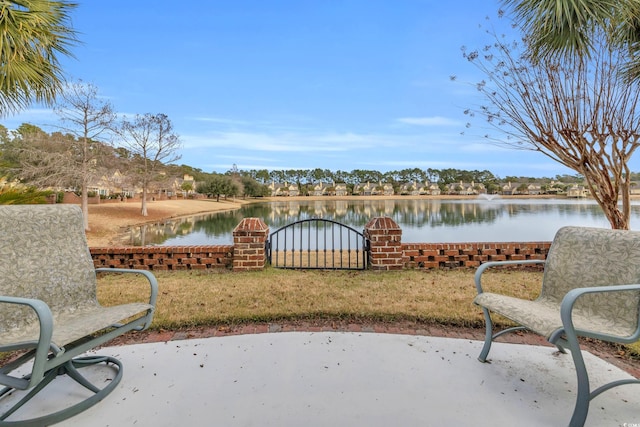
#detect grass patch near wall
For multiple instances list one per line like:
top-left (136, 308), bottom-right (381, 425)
top-left (97, 267), bottom-right (640, 356)
top-left (97, 268), bottom-right (543, 328)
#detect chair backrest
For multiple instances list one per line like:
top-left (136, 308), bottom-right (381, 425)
top-left (0, 205), bottom-right (98, 330)
top-left (542, 226), bottom-right (640, 327)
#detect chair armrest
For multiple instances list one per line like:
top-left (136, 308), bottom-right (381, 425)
top-left (95, 268), bottom-right (159, 308)
top-left (560, 284), bottom-right (640, 342)
top-left (0, 297), bottom-right (54, 390)
top-left (475, 260), bottom-right (546, 294)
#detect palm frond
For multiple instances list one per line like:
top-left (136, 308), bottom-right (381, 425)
top-left (0, 0), bottom-right (78, 117)
top-left (502, 0), bottom-right (619, 59)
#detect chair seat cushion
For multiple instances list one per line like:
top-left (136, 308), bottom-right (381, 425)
top-left (474, 293), bottom-right (637, 340)
top-left (0, 303), bottom-right (153, 348)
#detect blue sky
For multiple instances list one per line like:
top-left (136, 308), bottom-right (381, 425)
top-left (1, 0), bottom-right (588, 178)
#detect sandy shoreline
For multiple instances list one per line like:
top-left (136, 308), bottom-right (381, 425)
top-left (86, 199), bottom-right (249, 246)
top-left (85, 194), bottom-right (604, 247)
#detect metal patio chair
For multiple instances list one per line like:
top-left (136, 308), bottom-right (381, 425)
top-left (0, 205), bottom-right (157, 426)
top-left (474, 225), bottom-right (640, 427)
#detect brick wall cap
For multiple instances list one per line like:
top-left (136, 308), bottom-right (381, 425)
top-left (233, 217), bottom-right (269, 232)
top-left (364, 216), bottom-right (401, 230)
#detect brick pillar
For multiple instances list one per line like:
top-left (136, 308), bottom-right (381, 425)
top-left (364, 217), bottom-right (403, 271)
top-left (233, 218), bottom-right (269, 271)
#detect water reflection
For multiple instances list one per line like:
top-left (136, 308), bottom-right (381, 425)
top-left (126, 198), bottom-right (640, 246)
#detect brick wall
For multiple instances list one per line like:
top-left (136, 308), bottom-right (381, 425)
top-left (90, 245), bottom-right (234, 271)
top-left (89, 241), bottom-right (551, 272)
top-left (402, 242), bottom-right (551, 269)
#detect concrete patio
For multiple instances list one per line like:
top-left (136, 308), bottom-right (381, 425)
top-left (1, 332), bottom-right (638, 426)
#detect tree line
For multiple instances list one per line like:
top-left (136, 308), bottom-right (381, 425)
top-left (235, 166), bottom-right (591, 189)
top-left (1, 121), bottom-right (603, 203)
top-left (151, 163), bottom-right (600, 199)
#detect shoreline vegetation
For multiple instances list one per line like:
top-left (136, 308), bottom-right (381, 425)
top-left (85, 193), bottom-right (598, 247)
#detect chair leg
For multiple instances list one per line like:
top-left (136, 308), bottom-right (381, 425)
top-left (0, 356), bottom-right (123, 426)
top-left (65, 356), bottom-right (115, 393)
top-left (478, 307), bottom-right (494, 363)
top-left (555, 342), bottom-right (568, 354)
top-left (0, 368), bottom-right (59, 422)
top-left (563, 334), bottom-right (640, 427)
top-left (563, 334), bottom-right (590, 427)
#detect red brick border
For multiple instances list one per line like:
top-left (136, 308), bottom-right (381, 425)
top-left (402, 241), bottom-right (551, 269)
top-left (91, 245), bottom-right (233, 271)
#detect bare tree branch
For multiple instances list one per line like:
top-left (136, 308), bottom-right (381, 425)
top-left (53, 80), bottom-right (116, 229)
top-left (464, 27), bottom-right (640, 229)
top-left (118, 113), bottom-right (182, 216)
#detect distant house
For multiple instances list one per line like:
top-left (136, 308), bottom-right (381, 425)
top-left (567, 184), bottom-right (589, 198)
top-left (448, 181), bottom-right (485, 195)
top-left (88, 170), bottom-right (137, 198)
top-left (269, 181), bottom-right (289, 196)
top-left (501, 181), bottom-right (544, 195)
top-left (288, 184), bottom-right (300, 197)
top-left (354, 182), bottom-right (375, 196)
top-left (465, 181), bottom-right (486, 195)
top-left (315, 181), bottom-right (348, 196)
top-left (311, 182), bottom-right (330, 196)
top-left (269, 181), bottom-right (299, 197)
top-left (334, 183), bottom-right (348, 196)
top-left (166, 174), bottom-right (196, 197)
top-left (88, 173), bottom-right (115, 198)
top-left (425, 183), bottom-right (441, 196)
top-left (446, 182), bottom-right (460, 195)
top-left (371, 182), bottom-right (395, 196)
top-left (502, 182), bottom-right (515, 195)
top-left (380, 182), bottom-right (394, 196)
top-left (88, 169), bottom-right (192, 200)
top-left (398, 181), bottom-right (440, 196)
top-left (545, 181), bottom-right (566, 195)
top-left (351, 181), bottom-right (393, 196)
top-left (399, 181), bottom-right (420, 195)
top-left (526, 183), bottom-right (541, 195)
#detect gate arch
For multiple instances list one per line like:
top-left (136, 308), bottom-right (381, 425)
top-left (267, 218), bottom-right (368, 270)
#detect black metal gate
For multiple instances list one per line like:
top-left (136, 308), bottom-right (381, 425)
top-left (267, 218), bottom-right (368, 270)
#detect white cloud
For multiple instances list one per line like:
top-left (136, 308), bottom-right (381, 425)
top-left (180, 130), bottom-right (399, 152)
top-left (183, 132), bottom-right (336, 152)
top-left (2, 108), bottom-right (57, 130)
top-left (216, 154), bottom-right (275, 162)
top-left (397, 116), bottom-right (461, 126)
top-left (189, 116), bottom-right (252, 126)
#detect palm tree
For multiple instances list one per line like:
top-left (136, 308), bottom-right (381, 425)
top-left (0, 1), bottom-right (78, 117)
top-left (503, 0), bottom-right (640, 79)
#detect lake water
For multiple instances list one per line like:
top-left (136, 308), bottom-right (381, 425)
top-left (126, 198), bottom-right (640, 246)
